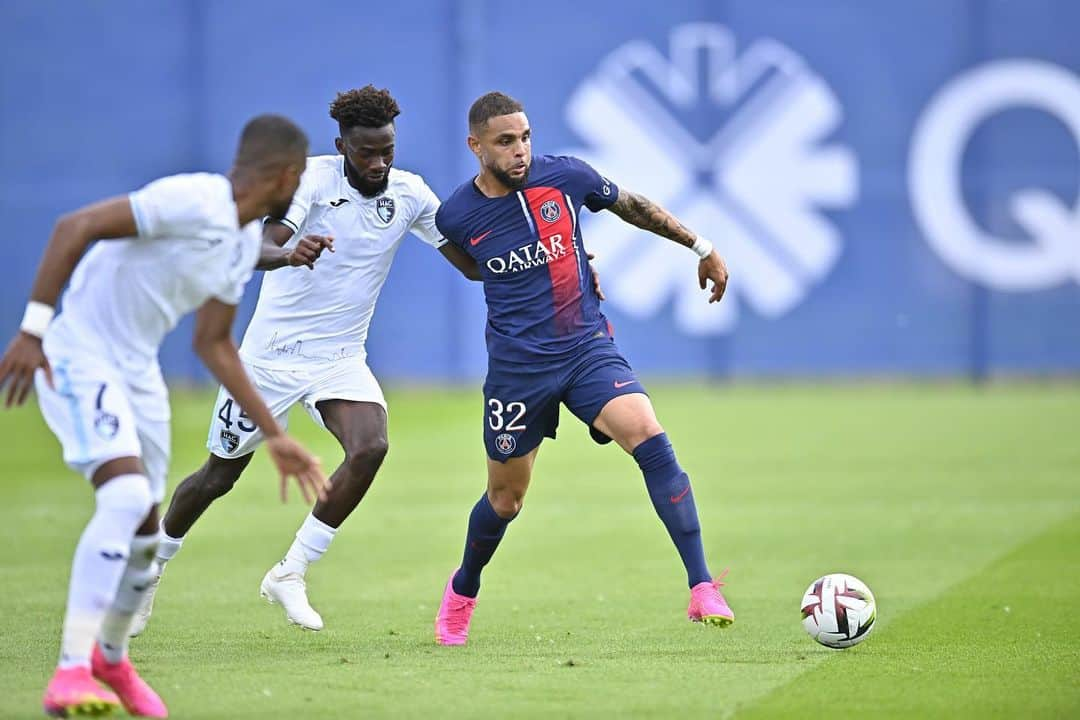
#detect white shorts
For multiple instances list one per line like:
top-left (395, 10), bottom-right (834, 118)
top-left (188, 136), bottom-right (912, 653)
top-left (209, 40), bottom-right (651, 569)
top-left (206, 359), bottom-right (386, 458)
top-left (35, 354), bottom-right (170, 503)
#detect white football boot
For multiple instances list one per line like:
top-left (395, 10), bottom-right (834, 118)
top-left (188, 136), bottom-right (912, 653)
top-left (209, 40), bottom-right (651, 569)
top-left (259, 566), bottom-right (324, 631)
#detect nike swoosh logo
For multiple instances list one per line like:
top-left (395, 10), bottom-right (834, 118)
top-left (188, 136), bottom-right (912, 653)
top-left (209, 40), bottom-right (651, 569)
top-left (670, 485), bottom-right (691, 503)
top-left (469, 230), bottom-right (494, 246)
top-left (614, 379), bottom-right (635, 389)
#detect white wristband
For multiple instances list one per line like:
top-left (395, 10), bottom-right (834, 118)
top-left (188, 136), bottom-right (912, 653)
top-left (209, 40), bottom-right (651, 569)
top-left (20, 301), bottom-right (54, 339)
top-left (690, 236), bottom-right (714, 259)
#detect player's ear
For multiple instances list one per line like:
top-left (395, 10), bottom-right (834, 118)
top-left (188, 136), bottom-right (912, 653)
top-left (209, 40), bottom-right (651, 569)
top-left (467, 134), bottom-right (481, 158)
top-left (334, 137), bottom-right (345, 156)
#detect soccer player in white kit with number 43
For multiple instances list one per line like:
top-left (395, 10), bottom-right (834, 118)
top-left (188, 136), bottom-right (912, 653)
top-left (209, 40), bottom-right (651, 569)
top-left (132, 86), bottom-right (483, 635)
top-left (0, 115), bottom-right (328, 718)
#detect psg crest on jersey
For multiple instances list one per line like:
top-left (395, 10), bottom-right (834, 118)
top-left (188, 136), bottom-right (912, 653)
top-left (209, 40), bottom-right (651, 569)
top-left (376, 196), bottom-right (396, 224)
top-left (220, 430), bottom-right (240, 454)
top-left (539, 199), bottom-right (561, 223)
top-left (495, 432), bottom-right (517, 455)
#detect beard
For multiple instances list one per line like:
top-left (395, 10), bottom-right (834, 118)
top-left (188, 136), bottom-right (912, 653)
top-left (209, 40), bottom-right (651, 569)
top-left (489, 161), bottom-right (529, 191)
top-left (345, 154), bottom-right (391, 197)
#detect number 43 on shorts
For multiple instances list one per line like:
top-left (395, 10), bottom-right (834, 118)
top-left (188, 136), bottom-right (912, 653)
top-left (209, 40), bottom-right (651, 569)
top-left (217, 397), bottom-right (257, 433)
top-left (488, 398), bottom-right (526, 431)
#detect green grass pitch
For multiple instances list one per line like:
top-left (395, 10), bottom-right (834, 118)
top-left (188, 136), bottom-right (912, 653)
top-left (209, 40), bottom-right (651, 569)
top-left (1, 383), bottom-right (1077, 718)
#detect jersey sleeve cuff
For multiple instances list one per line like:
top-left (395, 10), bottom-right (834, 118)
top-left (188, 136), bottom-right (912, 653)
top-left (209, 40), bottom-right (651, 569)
top-left (129, 192), bottom-right (151, 237)
top-left (277, 216), bottom-right (300, 233)
top-left (585, 182), bottom-right (620, 213)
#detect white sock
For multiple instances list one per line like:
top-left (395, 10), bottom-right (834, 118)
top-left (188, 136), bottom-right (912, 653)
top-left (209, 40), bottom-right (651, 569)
top-left (98, 533), bottom-right (159, 663)
top-left (154, 528), bottom-right (184, 568)
top-left (276, 513), bottom-right (337, 577)
top-left (58, 474), bottom-right (152, 669)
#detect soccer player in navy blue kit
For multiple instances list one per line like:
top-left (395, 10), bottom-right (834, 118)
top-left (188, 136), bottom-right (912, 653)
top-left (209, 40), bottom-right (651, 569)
top-left (433, 92), bottom-right (733, 645)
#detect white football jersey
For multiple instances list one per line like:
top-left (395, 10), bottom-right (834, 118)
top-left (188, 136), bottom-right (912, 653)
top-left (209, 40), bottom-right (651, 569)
top-left (45, 173), bottom-right (262, 372)
top-left (239, 155), bottom-right (445, 368)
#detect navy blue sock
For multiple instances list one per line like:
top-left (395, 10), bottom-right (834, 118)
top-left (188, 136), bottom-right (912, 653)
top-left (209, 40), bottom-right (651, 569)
top-left (452, 494), bottom-right (514, 598)
top-left (633, 433), bottom-right (712, 587)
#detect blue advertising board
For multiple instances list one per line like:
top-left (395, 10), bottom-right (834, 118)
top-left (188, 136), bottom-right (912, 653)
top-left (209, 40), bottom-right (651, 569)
top-left (2, 0), bottom-right (1077, 380)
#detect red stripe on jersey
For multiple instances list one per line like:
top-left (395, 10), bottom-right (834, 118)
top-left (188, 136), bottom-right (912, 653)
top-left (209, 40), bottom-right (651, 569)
top-left (524, 186), bottom-right (580, 335)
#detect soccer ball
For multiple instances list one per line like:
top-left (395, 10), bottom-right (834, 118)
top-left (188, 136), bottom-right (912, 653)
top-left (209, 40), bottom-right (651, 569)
top-left (800, 573), bottom-right (876, 648)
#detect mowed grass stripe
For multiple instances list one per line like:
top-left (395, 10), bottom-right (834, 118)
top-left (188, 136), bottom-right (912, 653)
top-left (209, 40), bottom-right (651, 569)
top-left (738, 512), bottom-right (1080, 719)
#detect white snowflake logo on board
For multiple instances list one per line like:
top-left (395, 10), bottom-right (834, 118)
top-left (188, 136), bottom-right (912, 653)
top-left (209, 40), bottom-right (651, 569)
top-left (563, 23), bottom-right (858, 334)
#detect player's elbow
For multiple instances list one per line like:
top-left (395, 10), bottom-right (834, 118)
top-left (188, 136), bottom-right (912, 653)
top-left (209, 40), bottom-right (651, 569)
top-left (191, 337), bottom-right (212, 362)
top-left (53, 212), bottom-right (95, 246)
top-left (191, 329), bottom-right (227, 361)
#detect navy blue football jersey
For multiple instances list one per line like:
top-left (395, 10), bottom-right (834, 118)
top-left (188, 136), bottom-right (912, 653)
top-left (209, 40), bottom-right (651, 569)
top-left (436, 155), bottom-right (619, 364)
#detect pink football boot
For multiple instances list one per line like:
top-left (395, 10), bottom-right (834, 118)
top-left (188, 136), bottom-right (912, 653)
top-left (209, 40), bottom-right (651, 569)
top-left (42, 665), bottom-right (120, 717)
top-left (687, 569), bottom-right (735, 626)
top-left (91, 644), bottom-right (168, 718)
top-left (435, 570), bottom-right (477, 646)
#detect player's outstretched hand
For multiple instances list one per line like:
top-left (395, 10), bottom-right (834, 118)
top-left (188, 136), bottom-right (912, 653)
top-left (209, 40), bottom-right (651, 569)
top-left (586, 252), bottom-right (606, 301)
top-left (265, 434), bottom-right (328, 504)
top-left (698, 251), bottom-right (729, 304)
top-left (287, 235), bottom-right (334, 270)
top-left (0, 332), bottom-right (52, 408)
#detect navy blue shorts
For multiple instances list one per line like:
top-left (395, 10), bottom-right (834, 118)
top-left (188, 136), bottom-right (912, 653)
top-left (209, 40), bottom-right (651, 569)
top-left (482, 338), bottom-right (646, 461)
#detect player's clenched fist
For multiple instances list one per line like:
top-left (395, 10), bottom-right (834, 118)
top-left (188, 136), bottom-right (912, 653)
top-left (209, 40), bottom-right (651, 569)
top-left (0, 332), bottom-right (52, 408)
top-left (698, 251), bottom-right (729, 304)
top-left (287, 234), bottom-right (335, 269)
top-left (265, 433), bottom-right (328, 504)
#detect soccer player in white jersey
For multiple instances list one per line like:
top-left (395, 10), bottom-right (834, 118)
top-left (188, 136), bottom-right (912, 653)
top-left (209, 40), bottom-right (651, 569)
top-left (0, 115), bottom-right (329, 718)
top-left (132, 86), bottom-right (481, 634)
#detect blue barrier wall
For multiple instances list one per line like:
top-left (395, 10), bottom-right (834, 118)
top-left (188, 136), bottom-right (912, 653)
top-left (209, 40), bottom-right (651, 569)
top-left (2, 0), bottom-right (1078, 380)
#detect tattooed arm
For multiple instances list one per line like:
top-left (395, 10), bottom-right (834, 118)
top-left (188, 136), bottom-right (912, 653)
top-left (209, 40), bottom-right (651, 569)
top-left (608, 189), bottom-right (697, 247)
top-left (606, 188), bottom-right (729, 303)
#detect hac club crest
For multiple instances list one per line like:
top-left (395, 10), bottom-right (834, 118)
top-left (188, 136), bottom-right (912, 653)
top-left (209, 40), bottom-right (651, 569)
top-left (540, 199), bottom-right (561, 223)
top-left (376, 196), bottom-right (396, 224)
top-left (220, 430), bottom-right (240, 454)
top-left (495, 433), bottom-right (516, 455)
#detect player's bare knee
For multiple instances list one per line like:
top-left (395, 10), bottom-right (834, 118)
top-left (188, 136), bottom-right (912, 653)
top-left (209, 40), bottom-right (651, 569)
top-left (202, 475), bottom-right (237, 499)
top-left (622, 421), bottom-right (665, 452)
top-left (488, 489), bottom-right (524, 519)
top-left (344, 438), bottom-right (389, 478)
top-left (200, 455), bottom-right (246, 499)
top-left (640, 421), bottom-right (665, 444)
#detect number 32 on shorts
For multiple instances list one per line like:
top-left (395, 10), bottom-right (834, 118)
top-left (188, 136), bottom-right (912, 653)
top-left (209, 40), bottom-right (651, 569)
top-left (488, 398), bottom-right (526, 431)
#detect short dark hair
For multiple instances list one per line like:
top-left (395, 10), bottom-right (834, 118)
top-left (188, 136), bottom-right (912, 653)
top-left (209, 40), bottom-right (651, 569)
top-left (468, 91), bottom-right (524, 133)
top-left (235, 114), bottom-right (308, 170)
top-left (329, 85), bottom-right (401, 131)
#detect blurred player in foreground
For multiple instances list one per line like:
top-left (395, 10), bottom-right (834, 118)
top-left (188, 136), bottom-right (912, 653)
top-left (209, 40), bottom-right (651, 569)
top-left (0, 115), bottom-right (328, 718)
top-left (433, 92), bottom-right (732, 645)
